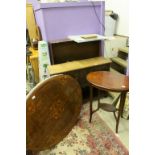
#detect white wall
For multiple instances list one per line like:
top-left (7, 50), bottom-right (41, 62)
top-left (105, 0), bottom-right (129, 36)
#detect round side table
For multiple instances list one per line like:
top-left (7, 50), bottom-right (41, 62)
top-left (87, 71), bottom-right (129, 133)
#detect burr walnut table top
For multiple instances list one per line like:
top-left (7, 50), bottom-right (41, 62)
top-left (26, 75), bottom-right (82, 151)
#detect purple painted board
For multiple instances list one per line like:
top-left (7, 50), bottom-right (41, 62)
top-left (27, 1), bottom-right (105, 55)
top-left (34, 2), bottom-right (104, 40)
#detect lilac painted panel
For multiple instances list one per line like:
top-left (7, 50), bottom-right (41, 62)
top-left (35, 10), bottom-right (48, 40)
top-left (34, 1), bottom-right (101, 10)
top-left (34, 1), bottom-right (104, 42)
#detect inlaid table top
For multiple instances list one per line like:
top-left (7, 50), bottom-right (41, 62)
top-left (26, 75), bottom-right (82, 151)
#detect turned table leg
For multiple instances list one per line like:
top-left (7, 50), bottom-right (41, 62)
top-left (89, 85), bottom-right (93, 123)
top-left (116, 92), bottom-right (127, 133)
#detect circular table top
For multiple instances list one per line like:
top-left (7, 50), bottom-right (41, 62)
top-left (26, 75), bottom-right (82, 151)
top-left (87, 71), bottom-right (129, 92)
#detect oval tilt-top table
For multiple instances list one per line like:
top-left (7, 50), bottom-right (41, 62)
top-left (87, 71), bottom-right (129, 133)
top-left (26, 75), bottom-right (82, 155)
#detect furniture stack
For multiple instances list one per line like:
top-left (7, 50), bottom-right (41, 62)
top-left (110, 47), bottom-right (129, 74)
top-left (107, 47), bottom-right (129, 119)
top-left (47, 40), bottom-right (111, 89)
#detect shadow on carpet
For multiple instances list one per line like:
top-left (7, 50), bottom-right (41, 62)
top-left (39, 103), bottom-right (129, 155)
